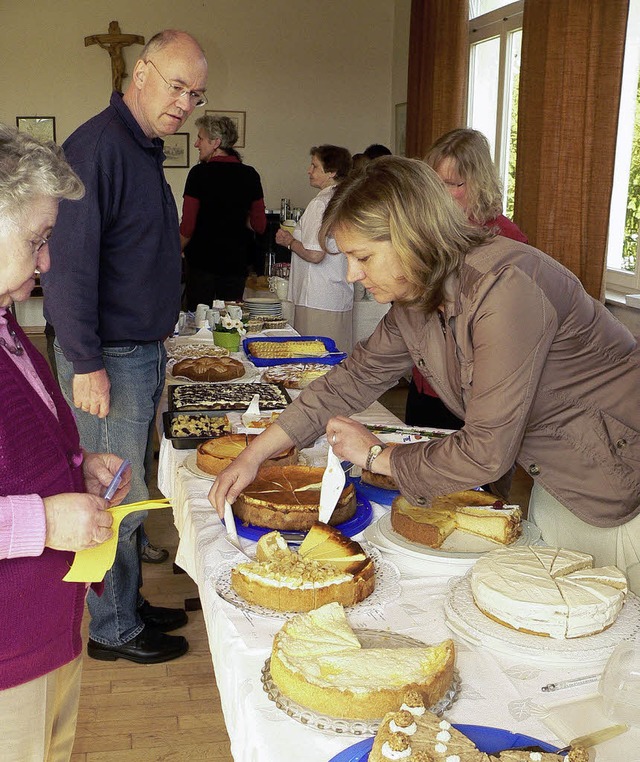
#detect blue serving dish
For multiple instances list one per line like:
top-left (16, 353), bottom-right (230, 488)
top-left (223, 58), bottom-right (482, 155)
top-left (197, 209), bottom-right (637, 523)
top-left (329, 725), bottom-right (562, 762)
top-left (242, 335), bottom-right (347, 366)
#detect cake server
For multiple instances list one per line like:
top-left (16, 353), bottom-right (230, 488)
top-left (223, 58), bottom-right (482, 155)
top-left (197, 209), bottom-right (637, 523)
top-left (223, 500), bottom-right (251, 558)
top-left (318, 446), bottom-right (346, 524)
top-left (241, 393), bottom-right (261, 427)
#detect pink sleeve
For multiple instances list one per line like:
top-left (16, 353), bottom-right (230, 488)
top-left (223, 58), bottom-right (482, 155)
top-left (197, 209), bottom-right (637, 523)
top-left (0, 495), bottom-right (47, 559)
top-left (249, 198), bottom-right (267, 234)
top-left (179, 195), bottom-right (201, 239)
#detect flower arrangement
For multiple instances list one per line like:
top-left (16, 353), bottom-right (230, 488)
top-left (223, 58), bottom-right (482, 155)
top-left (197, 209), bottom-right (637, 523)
top-left (216, 314), bottom-right (246, 336)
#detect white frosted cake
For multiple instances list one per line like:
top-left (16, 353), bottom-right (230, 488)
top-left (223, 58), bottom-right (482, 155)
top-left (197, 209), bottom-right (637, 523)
top-left (471, 546), bottom-right (627, 638)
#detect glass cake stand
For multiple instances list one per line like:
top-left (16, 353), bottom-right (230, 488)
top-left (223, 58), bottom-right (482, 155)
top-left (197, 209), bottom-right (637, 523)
top-left (261, 629), bottom-right (461, 737)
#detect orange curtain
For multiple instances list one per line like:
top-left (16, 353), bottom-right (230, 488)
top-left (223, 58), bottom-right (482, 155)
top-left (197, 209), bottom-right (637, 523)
top-left (514, 0), bottom-right (628, 299)
top-left (405, 0), bottom-right (468, 159)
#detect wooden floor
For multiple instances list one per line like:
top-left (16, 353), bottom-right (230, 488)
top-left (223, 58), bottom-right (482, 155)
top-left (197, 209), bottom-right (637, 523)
top-left (25, 330), bottom-right (532, 761)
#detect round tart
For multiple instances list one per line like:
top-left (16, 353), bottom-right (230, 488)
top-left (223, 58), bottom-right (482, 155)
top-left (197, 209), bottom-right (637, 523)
top-left (172, 356), bottom-right (245, 382)
top-left (196, 434), bottom-right (297, 476)
top-left (234, 465), bottom-right (356, 530)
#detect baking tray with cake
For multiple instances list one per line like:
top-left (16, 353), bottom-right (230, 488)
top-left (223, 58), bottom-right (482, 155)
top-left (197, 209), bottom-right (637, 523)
top-left (167, 382), bottom-right (292, 412)
top-left (328, 727), bottom-right (563, 762)
top-left (242, 335), bottom-right (347, 366)
top-left (162, 411), bottom-right (234, 450)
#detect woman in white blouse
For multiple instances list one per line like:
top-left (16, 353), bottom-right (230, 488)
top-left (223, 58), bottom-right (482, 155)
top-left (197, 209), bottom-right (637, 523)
top-left (275, 145), bottom-right (354, 353)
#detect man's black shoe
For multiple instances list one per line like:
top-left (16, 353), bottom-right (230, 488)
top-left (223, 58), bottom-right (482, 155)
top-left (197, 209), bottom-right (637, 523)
top-left (138, 600), bottom-right (188, 632)
top-left (87, 627), bottom-right (188, 664)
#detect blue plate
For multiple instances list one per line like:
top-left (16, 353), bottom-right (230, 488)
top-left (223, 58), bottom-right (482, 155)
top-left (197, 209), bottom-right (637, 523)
top-left (352, 476), bottom-right (399, 507)
top-left (229, 494), bottom-right (373, 541)
top-left (242, 335), bottom-right (347, 366)
top-left (328, 725), bottom-right (562, 761)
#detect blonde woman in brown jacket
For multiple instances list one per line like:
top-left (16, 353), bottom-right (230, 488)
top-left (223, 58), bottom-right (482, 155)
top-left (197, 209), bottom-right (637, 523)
top-left (211, 157), bottom-right (640, 593)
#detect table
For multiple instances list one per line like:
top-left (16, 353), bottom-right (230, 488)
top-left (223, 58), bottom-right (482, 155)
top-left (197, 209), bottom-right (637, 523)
top-left (157, 374), bottom-right (637, 761)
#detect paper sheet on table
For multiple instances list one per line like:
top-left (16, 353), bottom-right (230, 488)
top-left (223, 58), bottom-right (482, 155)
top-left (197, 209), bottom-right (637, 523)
top-left (63, 499), bottom-right (171, 583)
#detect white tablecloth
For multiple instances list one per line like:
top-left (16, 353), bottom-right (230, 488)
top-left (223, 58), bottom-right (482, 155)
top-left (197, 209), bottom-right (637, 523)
top-left (156, 392), bottom-right (640, 762)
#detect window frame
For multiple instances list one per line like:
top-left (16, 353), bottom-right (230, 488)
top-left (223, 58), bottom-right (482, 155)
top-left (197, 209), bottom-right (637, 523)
top-left (467, 1), bottom-right (524, 211)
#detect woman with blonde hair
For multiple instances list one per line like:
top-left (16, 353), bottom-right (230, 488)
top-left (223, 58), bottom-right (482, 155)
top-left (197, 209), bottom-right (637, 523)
top-left (406, 128), bottom-right (528, 429)
top-left (210, 156), bottom-right (640, 594)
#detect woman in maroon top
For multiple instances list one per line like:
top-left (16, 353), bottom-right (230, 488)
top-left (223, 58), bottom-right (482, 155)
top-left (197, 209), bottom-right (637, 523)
top-left (405, 128), bottom-right (528, 429)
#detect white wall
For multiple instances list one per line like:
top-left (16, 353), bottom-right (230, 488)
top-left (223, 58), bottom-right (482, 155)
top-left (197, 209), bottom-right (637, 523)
top-left (1, 0), bottom-right (409, 211)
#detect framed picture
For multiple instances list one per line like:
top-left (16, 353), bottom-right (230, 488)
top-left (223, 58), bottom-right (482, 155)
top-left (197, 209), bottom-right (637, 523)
top-left (16, 116), bottom-right (56, 143)
top-left (163, 132), bottom-right (190, 168)
top-left (395, 103), bottom-right (407, 157)
top-left (205, 110), bottom-right (246, 148)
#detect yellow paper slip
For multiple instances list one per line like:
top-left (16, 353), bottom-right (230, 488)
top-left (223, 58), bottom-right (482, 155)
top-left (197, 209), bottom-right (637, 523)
top-left (63, 499), bottom-right (171, 583)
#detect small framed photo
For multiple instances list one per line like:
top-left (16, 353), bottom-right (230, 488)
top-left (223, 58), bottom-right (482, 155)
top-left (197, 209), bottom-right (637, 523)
top-left (163, 132), bottom-right (190, 168)
top-left (16, 116), bottom-right (56, 143)
top-left (205, 110), bottom-right (246, 148)
top-left (395, 103), bottom-right (407, 157)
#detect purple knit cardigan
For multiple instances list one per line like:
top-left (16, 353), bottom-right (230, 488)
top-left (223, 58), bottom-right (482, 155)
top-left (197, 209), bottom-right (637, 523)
top-left (0, 313), bottom-right (87, 690)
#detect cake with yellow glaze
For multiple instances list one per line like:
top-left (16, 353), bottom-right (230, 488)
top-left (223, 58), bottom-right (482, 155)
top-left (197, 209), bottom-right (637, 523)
top-left (234, 465), bottom-right (356, 530)
top-left (391, 492), bottom-right (521, 549)
top-left (471, 546), bottom-right (627, 639)
top-left (270, 602), bottom-right (455, 719)
top-left (196, 434), bottom-right (297, 475)
top-left (369, 691), bottom-right (589, 761)
top-left (230, 524), bottom-right (375, 611)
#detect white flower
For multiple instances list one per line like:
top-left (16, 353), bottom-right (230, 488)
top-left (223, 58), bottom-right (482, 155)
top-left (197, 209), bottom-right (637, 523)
top-left (221, 314), bottom-right (234, 330)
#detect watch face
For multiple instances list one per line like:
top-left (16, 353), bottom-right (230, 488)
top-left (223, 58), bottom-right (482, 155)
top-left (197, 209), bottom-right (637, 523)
top-left (370, 445), bottom-right (383, 456)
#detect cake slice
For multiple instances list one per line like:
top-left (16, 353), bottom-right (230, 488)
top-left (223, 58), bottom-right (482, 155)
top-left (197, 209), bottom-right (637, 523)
top-left (369, 691), bottom-right (589, 762)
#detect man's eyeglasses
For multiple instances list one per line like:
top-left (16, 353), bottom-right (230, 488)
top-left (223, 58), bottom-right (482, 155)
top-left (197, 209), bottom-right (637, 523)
top-left (146, 60), bottom-right (207, 108)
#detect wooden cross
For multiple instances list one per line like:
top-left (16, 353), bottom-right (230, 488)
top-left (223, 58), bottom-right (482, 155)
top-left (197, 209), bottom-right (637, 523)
top-left (85, 21), bottom-right (145, 94)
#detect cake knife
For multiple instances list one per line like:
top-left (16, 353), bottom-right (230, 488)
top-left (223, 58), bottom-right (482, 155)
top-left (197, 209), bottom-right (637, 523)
top-left (318, 446), bottom-right (346, 524)
top-left (223, 500), bottom-right (251, 559)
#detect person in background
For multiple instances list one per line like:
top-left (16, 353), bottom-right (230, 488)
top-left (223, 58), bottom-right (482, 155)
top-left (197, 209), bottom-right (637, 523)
top-left (0, 123), bottom-right (131, 761)
top-left (180, 114), bottom-right (267, 308)
top-left (351, 152), bottom-right (371, 174)
top-left (275, 145), bottom-right (354, 353)
top-left (210, 156), bottom-right (640, 594)
top-left (363, 143), bottom-right (392, 160)
top-left (405, 127), bottom-right (528, 429)
top-left (43, 29), bottom-right (208, 665)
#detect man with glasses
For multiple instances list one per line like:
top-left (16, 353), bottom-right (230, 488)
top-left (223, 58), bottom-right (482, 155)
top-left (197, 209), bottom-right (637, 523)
top-left (43, 30), bottom-right (208, 664)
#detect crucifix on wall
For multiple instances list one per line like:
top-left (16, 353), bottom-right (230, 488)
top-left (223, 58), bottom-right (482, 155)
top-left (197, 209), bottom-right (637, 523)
top-left (85, 21), bottom-right (145, 94)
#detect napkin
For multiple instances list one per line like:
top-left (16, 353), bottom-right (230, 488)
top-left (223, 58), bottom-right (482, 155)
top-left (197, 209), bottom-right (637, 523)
top-left (63, 498), bottom-right (171, 582)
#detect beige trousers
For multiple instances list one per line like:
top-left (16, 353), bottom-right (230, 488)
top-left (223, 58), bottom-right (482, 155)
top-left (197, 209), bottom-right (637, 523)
top-left (528, 483), bottom-right (640, 595)
top-left (293, 306), bottom-right (353, 354)
top-left (1, 656), bottom-right (82, 762)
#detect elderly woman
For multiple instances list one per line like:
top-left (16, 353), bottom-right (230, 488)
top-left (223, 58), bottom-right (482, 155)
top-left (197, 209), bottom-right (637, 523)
top-left (275, 145), bottom-right (354, 353)
top-left (407, 128), bottom-right (529, 429)
top-left (0, 124), bottom-right (130, 761)
top-left (180, 115), bottom-right (267, 308)
top-left (211, 156), bottom-right (640, 594)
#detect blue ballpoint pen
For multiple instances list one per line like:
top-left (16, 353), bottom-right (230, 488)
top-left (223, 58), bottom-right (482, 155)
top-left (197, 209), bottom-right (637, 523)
top-left (102, 459), bottom-right (131, 500)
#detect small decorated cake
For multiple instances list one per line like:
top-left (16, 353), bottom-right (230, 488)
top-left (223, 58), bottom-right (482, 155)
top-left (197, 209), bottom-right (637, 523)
top-left (196, 434), bottom-right (297, 476)
top-left (391, 492), bottom-right (521, 549)
top-left (270, 602), bottom-right (455, 720)
top-left (231, 524), bottom-right (375, 611)
top-left (471, 546), bottom-right (628, 639)
top-left (370, 692), bottom-right (589, 761)
top-left (234, 465), bottom-right (356, 530)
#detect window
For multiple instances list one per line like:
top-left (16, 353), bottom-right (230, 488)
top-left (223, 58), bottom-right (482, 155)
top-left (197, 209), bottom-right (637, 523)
top-left (606, 0), bottom-right (640, 296)
top-left (467, 1), bottom-right (524, 216)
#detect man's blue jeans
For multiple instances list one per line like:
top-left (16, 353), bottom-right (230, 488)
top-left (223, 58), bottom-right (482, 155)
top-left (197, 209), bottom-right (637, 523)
top-left (54, 341), bottom-right (166, 645)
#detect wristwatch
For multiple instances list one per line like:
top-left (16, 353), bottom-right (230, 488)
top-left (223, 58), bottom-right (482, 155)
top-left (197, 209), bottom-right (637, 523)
top-left (365, 443), bottom-right (387, 472)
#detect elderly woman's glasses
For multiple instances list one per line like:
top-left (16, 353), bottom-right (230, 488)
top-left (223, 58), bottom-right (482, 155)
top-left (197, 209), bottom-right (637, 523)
top-left (16, 224), bottom-right (51, 257)
top-left (146, 60), bottom-right (207, 108)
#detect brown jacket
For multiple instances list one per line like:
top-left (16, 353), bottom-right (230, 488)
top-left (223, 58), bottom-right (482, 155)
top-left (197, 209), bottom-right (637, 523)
top-left (277, 236), bottom-right (640, 527)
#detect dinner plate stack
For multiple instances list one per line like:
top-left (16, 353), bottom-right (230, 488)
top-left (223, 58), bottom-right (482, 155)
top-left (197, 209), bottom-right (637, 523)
top-left (244, 297), bottom-right (283, 319)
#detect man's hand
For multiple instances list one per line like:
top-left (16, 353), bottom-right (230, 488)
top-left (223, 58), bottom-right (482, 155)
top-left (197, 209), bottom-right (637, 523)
top-left (73, 369), bottom-right (110, 418)
top-left (83, 452), bottom-right (132, 506)
top-left (43, 493), bottom-right (113, 551)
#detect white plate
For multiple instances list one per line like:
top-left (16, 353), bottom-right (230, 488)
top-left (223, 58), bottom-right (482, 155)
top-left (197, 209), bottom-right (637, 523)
top-left (245, 297), bottom-right (281, 305)
top-left (445, 573), bottom-right (640, 666)
top-left (371, 513), bottom-right (542, 564)
top-left (261, 635), bottom-right (461, 736)
top-left (182, 452), bottom-right (218, 481)
top-left (213, 545), bottom-right (400, 620)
